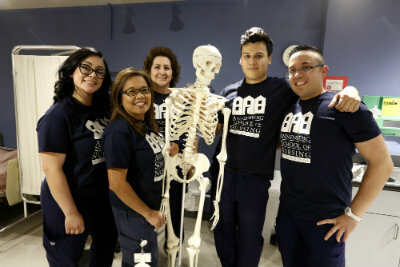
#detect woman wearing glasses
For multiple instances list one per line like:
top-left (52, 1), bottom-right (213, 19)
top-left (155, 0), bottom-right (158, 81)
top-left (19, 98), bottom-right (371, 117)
top-left (37, 47), bottom-right (118, 267)
top-left (103, 68), bottom-right (178, 267)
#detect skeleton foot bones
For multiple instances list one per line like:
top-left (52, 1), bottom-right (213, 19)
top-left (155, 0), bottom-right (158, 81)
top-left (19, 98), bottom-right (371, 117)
top-left (161, 45), bottom-right (231, 267)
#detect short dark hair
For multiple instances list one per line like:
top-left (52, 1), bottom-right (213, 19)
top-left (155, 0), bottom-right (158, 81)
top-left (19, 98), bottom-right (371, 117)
top-left (143, 46), bottom-right (181, 87)
top-left (53, 47), bottom-right (111, 107)
top-left (110, 67), bottom-right (158, 136)
top-left (289, 45), bottom-right (325, 64)
top-left (240, 27), bottom-right (273, 56)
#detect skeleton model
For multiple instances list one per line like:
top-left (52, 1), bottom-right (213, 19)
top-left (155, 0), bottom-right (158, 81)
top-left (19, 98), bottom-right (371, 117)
top-left (160, 45), bottom-right (231, 267)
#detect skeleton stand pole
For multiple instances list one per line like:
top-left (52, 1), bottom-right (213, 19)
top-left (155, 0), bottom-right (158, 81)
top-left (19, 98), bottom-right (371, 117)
top-left (177, 170), bottom-right (186, 267)
top-left (163, 97), bottom-right (181, 267)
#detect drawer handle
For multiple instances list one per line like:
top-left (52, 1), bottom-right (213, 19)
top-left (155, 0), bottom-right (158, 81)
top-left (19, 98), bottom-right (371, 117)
top-left (395, 224), bottom-right (399, 240)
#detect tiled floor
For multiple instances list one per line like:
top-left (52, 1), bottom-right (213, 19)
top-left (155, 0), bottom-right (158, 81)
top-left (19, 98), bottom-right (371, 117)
top-left (0, 208), bottom-right (283, 267)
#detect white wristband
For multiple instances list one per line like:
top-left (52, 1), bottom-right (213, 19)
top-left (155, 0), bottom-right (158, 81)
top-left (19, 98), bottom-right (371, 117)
top-left (344, 207), bottom-right (362, 222)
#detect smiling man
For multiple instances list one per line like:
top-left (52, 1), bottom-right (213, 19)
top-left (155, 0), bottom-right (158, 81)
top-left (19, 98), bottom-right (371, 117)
top-left (276, 45), bottom-right (393, 267)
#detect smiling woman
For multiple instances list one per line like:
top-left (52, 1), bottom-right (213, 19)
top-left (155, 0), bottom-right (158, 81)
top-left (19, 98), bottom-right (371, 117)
top-left (109, 68), bottom-right (157, 135)
top-left (71, 56), bottom-right (107, 105)
top-left (36, 47), bottom-right (118, 267)
top-left (121, 76), bottom-right (152, 120)
top-left (104, 67), bottom-right (167, 267)
top-left (142, 46), bottom-right (181, 138)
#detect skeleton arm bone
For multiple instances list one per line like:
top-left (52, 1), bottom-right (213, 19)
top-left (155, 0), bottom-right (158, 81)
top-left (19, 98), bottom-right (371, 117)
top-left (163, 97), bottom-right (173, 155)
top-left (161, 97), bottom-right (172, 202)
top-left (210, 107), bottom-right (231, 230)
top-left (161, 97), bottom-right (180, 211)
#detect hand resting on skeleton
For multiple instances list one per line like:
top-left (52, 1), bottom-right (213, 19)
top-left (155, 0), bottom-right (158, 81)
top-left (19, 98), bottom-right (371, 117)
top-left (166, 142), bottom-right (179, 157)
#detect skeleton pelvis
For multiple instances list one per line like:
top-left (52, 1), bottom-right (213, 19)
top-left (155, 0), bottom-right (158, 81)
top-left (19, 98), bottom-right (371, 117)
top-left (184, 153), bottom-right (210, 183)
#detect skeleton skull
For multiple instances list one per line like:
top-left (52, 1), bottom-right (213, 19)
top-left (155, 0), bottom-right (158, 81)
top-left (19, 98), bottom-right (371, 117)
top-left (193, 45), bottom-right (222, 87)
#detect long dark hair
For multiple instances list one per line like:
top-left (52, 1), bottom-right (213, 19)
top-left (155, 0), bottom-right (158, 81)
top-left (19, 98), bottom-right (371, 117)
top-left (142, 46), bottom-right (181, 87)
top-left (110, 68), bottom-right (158, 136)
top-left (53, 47), bottom-right (111, 108)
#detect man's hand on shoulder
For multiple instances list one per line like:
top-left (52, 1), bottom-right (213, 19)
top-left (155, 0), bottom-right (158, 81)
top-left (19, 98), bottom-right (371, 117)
top-left (328, 86), bottom-right (361, 113)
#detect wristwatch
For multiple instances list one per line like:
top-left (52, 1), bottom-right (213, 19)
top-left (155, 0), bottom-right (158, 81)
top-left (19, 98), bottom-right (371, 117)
top-left (344, 207), bottom-right (362, 222)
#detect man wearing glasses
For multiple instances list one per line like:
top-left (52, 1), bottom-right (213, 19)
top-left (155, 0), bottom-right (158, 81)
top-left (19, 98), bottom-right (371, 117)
top-left (276, 45), bottom-right (393, 267)
top-left (212, 27), bottom-right (362, 267)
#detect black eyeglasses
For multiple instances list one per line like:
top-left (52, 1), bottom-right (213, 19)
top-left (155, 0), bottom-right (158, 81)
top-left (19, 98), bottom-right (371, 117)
top-left (78, 63), bottom-right (106, 79)
top-left (120, 87), bottom-right (151, 97)
top-left (285, 64), bottom-right (324, 78)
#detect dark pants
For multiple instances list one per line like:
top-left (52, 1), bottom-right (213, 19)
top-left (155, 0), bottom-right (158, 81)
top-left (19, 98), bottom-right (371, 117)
top-left (276, 205), bottom-right (345, 267)
top-left (41, 191), bottom-right (118, 267)
top-left (213, 168), bottom-right (271, 267)
top-left (112, 207), bottom-right (159, 267)
top-left (167, 179), bottom-right (184, 240)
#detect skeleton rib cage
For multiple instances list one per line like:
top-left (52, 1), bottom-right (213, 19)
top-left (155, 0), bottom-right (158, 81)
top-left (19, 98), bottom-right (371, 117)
top-left (169, 87), bottom-right (225, 163)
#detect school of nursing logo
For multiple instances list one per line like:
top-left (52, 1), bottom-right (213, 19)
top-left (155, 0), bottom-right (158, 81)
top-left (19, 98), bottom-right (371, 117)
top-left (280, 111), bottom-right (313, 163)
top-left (145, 132), bottom-right (165, 182)
top-left (86, 117), bottom-right (110, 165)
top-left (229, 96), bottom-right (266, 138)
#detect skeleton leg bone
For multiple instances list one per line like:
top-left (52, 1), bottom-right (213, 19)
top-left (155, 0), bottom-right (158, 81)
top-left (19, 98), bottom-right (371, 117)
top-left (165, 198), bottom-right (180, 267)
top-left (161, 133), bottom-right (182, 267)
top-left (163, 152), bottom-right (210, 267)
top-left (186, 176), bottom-right (210, 267)
top-left (161, 151), bottom-right (187, 267)
top-left (160, 159), bottom-right (180, 267)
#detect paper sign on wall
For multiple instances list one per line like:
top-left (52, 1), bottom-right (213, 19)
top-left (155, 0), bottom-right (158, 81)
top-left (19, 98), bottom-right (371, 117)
top-left (323, 76), bottom-right (348, 92)
top-left (381, 97), bottom-right (400, 116)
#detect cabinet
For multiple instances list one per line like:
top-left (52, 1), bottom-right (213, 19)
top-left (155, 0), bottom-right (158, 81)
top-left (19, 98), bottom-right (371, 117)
top-left (346, 188), bottom-right (400, 267)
